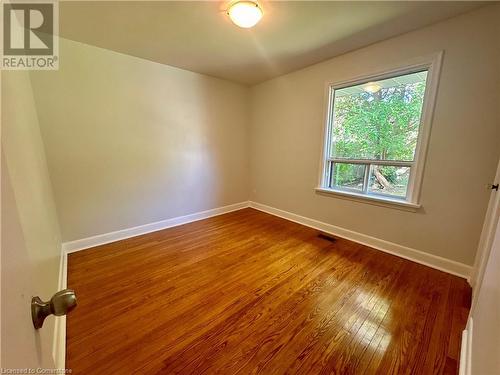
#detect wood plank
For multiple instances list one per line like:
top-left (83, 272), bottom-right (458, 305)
top-left (67, 208), bottom-right (471, 374)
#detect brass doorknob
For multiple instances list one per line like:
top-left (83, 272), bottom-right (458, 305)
top-left (31, 289), bottom-right (77, 329)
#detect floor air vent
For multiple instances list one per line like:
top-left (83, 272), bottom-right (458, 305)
top-left (318, 233), bottom-right (337, 242)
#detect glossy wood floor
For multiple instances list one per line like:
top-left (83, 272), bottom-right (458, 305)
top-left (67, 208), bottom-right (471, 375)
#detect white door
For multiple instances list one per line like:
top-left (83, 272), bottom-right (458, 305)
top-left (461, 159), bottom-right (500, 375)
top-left (1, 71), bottom-right (64, 370)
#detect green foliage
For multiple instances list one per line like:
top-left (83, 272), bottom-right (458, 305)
top-left (379, 165), bottom-right (398, 184)
top-left (330, 78), bottom-right (426, 197)
top-left (334, 163), bottom-right (364, 188)
top-left (331, 82), bottom-right (426, 161)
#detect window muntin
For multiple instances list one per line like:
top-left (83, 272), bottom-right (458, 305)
top-left (323, 69), bottom-right (429, 202)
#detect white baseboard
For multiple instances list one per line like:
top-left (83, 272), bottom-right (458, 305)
top-left (249, 201), bottom-right (472, 279)
top-left (52, 249), bottom-right (68, 370)
top-left (459, 318), bottom-right (473, 375)
top-left (62, 201), bottom-right (250, 253)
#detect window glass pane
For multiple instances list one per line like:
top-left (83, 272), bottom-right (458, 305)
top-left (368, 165), bottom-right (410, 198)
top-left (330, 70), bottom-right (428, 161)
top-left (331, 163), bottom-right (365, 192)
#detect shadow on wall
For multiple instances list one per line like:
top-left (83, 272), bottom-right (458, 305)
top-left (29, 37), bottom-right (250, 242)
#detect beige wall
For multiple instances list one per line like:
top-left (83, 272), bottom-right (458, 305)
top-left (249, 5), bottom-right (500, 265)
top-left (31, 38), bottom-right (250, 242)
top-left (1, 71), bottom-right (62, 367)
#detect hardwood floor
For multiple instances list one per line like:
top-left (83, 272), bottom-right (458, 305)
top-left (67, 208), bottom-right (471, 374)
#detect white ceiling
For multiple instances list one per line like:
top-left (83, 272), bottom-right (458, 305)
top-left (59, 1), bottom-right (485, 85)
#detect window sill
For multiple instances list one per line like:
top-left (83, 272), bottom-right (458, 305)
top-left (315, 187), bottom-right (421, 212)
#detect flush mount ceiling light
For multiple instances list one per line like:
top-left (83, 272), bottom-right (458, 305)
top-left (363, 82), bottom-right (382, 93)
top-left (227, 1), bottom-right (263, 28)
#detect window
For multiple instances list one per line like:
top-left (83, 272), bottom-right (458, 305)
top-left (317, 55), bottom-right (441, 209)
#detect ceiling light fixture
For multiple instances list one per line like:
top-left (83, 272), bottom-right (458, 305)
top-left (227, 1), bottom-right (263, 29)
top-left (363, 82), bottom-right (382, 93)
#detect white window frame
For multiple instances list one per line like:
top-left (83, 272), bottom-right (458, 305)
top-left (316, 51), bottom-right (443, 211)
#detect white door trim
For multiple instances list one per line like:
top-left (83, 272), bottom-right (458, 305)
top-left (469, 158), bottom-right (500, 298)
